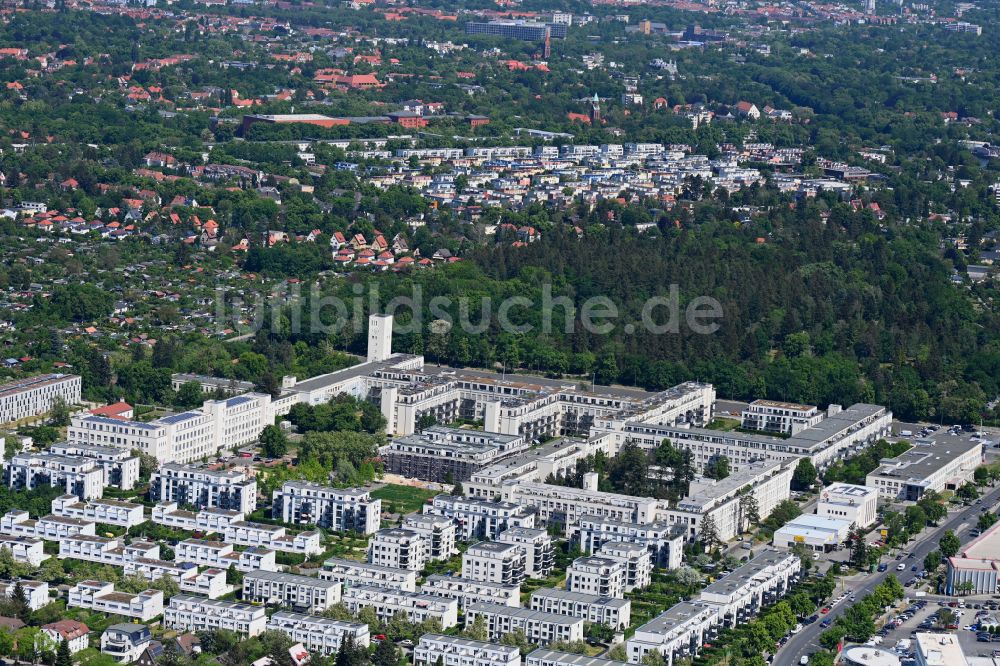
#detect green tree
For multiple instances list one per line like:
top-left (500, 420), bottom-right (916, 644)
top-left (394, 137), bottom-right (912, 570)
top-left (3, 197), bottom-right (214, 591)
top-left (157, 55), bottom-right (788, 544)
top-left (699, 515), bottom-right (721, 553)
top-left (792, 459), bottom-right (818, 491)
top-left (923, 551), bottom-right (942, 572)
top-left (465, 615), bottom-right (488, 641)
top-left (175, 381), bottom-right (204, 409)
top-left (939, 530), bottom-right (961, 558)
top-left (373, 635), bottom-right (399, 666)
top-left (48, 395), bottom-right (71, 427)
top-left (55, 639), bottom-right (72, 666)
top-left (978, 512), bottom-right (998, 531)
top-left (259, 425), bottom-right (289, 459)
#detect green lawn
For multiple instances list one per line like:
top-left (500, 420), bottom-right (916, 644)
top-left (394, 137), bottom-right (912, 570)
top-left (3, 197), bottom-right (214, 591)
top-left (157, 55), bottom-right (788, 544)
top-left (371, 484), bottom-right (439, 514)
top-left (705, 417), bottom-right (741, 431)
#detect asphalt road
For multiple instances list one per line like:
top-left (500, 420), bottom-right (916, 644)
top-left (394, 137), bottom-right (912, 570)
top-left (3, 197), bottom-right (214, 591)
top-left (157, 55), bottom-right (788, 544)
top-left (774, 482), bottom-right (1000, 666)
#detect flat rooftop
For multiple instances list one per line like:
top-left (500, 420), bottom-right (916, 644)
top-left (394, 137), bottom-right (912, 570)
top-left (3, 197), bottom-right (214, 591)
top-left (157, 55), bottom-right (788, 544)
top-left (868, 438), bottom-right (982, 483)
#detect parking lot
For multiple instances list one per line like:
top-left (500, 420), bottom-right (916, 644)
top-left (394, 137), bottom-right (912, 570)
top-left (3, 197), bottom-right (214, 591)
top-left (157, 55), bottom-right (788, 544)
top-left (863, 598), bottom-right (1000, 662)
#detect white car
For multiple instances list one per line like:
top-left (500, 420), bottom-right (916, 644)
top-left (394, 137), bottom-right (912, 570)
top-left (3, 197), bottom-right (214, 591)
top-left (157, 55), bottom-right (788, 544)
top-left (897, 563), bottom-right (906, 571)
top-left (792, 624), bottom-right (803, 634)
top-left (800, 656), bottom-right (810, 665)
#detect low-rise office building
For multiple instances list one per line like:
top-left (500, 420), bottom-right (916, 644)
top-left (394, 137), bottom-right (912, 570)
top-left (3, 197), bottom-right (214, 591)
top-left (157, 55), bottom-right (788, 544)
top-left (816, 483), bottom-right (878, 528)
top-left (368, 528), bottom-right (428, 571)
top-left (51, 495), bottom-right (145, 528)
top-left (164, 595), bottom-right (267, 637)
top-left (424, 495), bottom-right (536, 541)
top-left (343, 584), bottom-right (459, 628)
top-left (242, 571), bottom-right (341, 613)
top-left (150, 463), bottom-right (258, 514)
top-left (866, 438), bottom-right (983, 500)
top-left (566, 556), bottom-right (627, 598)
top-left (530, 588), bottom-right (631, 631)
top-left (68, 581), bottom-right (164, 622)
top-left (498, 527), bottom-right (554, 579)
top-left (773, 514), bottom-right (853, 551)
top-left (465, 603), bottom-right (585, 645)
top-left (267, 611), bottom-right (370, 655)
top-left (419, 574), bottom-right (521, 610)
top-left (319, 557), bottom-right (417, 592)
top-left (577, 516), bottom-right (685, 570)
top-left (403, 514), bottom-right (457, 561)
top-left (414, 634), bottom-right (521, 666)
top-left (462, 541), bottom-right (527, 585)
top-left (272, 482), bottom-right (381, 534)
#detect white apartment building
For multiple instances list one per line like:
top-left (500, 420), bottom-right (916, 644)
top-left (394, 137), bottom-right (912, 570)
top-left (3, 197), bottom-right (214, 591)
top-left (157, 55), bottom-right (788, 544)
top-left (741, 400), bottom-right (823, 435)
top-left (597, 542), bottom-right (652, 591)
top-left (4, 450), bottom-right (106, 500)
top-left (462, 541), bottom-right (527, 585)
top-left (267, 611), bottom-right (370, 655)
top-left (465, 603), bottom-right (585, 645)
top-left (419, 574), bottom-right (521, 611)
top-left (0, 374), bottom-right (80, 425)
top-left (530, 588), bottom-right (631, 631)
top-left (0, 534), bottom-right (48, 566)
top-left (414, 634), bottom-right (521, 666)
top-left (0, 580), bottom-right (49, 611)
top-left (58, 535), bottom-right (159, 566)
top-left (68, 392), bottom-right (273, 464)
top-left (150, 464), bottom-right (258, 514)
top-left (527, 650), bottom-right (630, 666)
top-left (866, 438), bottom-right (983, 501)
top-left (577, 516), bottom-right (685, 570)
top-left (178, 567), bottom-right (229, 598)
top-left (225, 521), bottom-right (324, 556)
top-left (403, 514), bottom-right (457, 561)
top-left (816, 483), bottom-right (878, 528)
top-left (272, 482), bottom-right (381, 534)
top-left (48, 443), bottom-right (140, 490)
top-left (423, 495), bottom-right (536, 541)
top-left (1, 510), bottom-right (95, 541)
top-left (151, 502), bottom-right (245, 533)
top-left (498, 527), bottom-right (554, 579)
top-left (68, 581), bottom-right (164, 622)
top-left (164, 595), bottom-right (267, 637)
top-left (51, 495), bottom-right (145, 528)
top-left (368, 528), bottom-right (428, 571)
top-left (123, 557), bottom-right (195, 584)
top-left (662, 460), bottom-right (794, 543)
top-left (629, 552), bottom-right (802, 665)
top-left (319, 557), bottom-right (417, 592)
top-left (627, 601), bottom-right (720, 666)
top-left (611, 403), bottom-right (891, 473)
top-left (242, 571), bottom-right (341, 613)
top-left (566, 556), bottom-right (627, 598)
top-left (175, 539), bottom-right (277, 572)
top-left (697, 549), bottom-right (801, 627)
top-left (499, 481), bottom-right (658, 535)
top-left (343, 584), bottom-right (459, 628)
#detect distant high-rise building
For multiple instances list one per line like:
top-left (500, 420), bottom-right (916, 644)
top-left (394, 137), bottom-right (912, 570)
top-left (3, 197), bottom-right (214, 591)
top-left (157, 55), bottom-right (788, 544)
top-left (865, 0), bottom-right (876, 14)
top-left (464, 20), bottom-right (567, 42)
